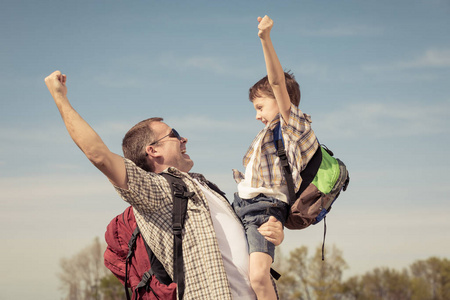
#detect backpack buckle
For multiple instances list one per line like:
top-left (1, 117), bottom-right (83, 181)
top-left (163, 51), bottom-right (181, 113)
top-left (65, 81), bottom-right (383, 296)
top-left (173, 223), bottom-right (182, 235)
top-left (277, 149), bottom-right (289, 168)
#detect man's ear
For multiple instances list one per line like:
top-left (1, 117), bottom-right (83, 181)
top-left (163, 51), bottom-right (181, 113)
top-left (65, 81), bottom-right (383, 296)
top-left (146, 145), bottom-right (162, 158)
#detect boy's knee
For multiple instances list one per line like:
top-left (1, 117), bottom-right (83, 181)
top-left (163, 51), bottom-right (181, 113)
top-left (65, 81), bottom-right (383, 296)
top-left (249, 264), bottom-right (271, 289)
top-left (249, 271), bottom-right (270, 290)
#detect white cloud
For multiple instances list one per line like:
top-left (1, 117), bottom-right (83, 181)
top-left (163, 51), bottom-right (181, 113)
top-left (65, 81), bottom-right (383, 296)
top-left (184, 56), bottom-right (228, 74)
top-left (314, 100), bottom-right (450, 139)
top-left (0, 126), bottom-right (67, 143)
top-left (0, 174), bottom-right (113, 205)
top-left (93, 121), bottom-right (132, 136)
top-left (0, 121), bottom-right (129, 147)
top-left (167, 115), bottom-right (254, 133)
top-left (92, 73), bottom-right (146, 88)
top-left (159, 53), bottom-right (258, 78)
top-left (299, 25), bottom-right (382, 37)
top-left (363, 48), bottom-right (450, 72)
top-left (400, 49), bottom-right (450, 68)
top-left (295, 62), bottom-right (331, 81)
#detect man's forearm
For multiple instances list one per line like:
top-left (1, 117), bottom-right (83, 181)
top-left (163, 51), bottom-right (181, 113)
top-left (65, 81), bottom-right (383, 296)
top-left (45, 71), bottom-right (127, 188)
top-left (53, 94), bottom-right (109, 166)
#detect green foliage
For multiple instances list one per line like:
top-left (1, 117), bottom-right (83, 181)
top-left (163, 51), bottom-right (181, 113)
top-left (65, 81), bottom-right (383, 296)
top-left (275, 245), bottom-right (449, 300)
top-left (59, 238), bottom-right (450, 300)
top-left (99, 274), bottom-right (126, 300)
top-left (274, 244), bottom-right (347, 300)
top-left (58, 237), bottom-right (125, 300)
top-left (409, 257), bottom-right (450, 300)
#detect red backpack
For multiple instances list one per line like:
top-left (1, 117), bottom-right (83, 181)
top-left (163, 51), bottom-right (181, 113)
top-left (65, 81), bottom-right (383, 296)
top-left (104, 205), bottom-right (177, 300)
top-left (104, 172), bottom-right (196, 300)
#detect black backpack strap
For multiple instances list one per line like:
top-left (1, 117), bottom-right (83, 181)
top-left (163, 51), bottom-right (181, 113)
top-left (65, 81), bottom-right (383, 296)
top-left (143, 238), bottom-right (173, 286)
top-left (276, 139), bottom-right (297, 205)
top-left (270, 268), bottom-right (281, 280)
top-left (273, 123), bottom-right (296, 205)
top-left (273, 123), bottom-right (322, 204)
top-left (205, 180), bottom-right (227, 200)
top-left (125, 226), bottom-right (140, 300)
top-left (161, 173), bottom-right (195, 300)
top-left (130, 225), bottom-right (173, 299)
top-left (134, 270), bottom-right (157, 300)
top-left (297, 145), bottom-right (322, 197)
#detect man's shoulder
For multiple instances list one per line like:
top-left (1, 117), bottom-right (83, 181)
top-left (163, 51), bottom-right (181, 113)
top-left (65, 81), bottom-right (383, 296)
top-left (188, 172), bottom-right (208, 183)
top-left (188, 172), bottom-right (228, 199)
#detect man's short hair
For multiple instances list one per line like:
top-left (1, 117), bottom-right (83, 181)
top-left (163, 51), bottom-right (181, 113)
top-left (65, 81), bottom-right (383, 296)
top-left (122, 117), bottom-right (163, 172)
top-left (249, 71), bottom-right (300, 107)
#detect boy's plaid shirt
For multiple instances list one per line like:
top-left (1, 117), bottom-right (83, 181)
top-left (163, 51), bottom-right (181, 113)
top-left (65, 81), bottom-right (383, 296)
top-left (233, 104), bottom-right (319, 193)
top-left (115, 159), bottom-right (234, 300)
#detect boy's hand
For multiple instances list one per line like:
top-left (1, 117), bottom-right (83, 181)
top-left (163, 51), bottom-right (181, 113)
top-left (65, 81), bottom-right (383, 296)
top-left (257, 15), bottom-right (273, 39)
top-left (45, 70), bottom-right (67, 100)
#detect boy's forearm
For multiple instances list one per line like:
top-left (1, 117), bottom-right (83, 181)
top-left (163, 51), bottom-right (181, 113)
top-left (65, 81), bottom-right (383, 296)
top-left (260, 37), bottom-right (286, 88)
top-left (258, 17), bottom-right (291, 121)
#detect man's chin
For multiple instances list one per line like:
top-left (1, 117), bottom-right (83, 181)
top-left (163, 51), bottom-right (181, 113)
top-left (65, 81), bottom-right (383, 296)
top-left (181, 159), bottom-right (194, 173)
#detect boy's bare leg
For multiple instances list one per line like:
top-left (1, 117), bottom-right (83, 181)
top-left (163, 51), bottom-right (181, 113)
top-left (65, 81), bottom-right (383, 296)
top-left (249, 252), bottom-right (277, 300)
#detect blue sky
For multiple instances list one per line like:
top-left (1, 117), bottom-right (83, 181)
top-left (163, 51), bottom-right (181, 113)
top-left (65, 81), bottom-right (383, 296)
top-left (1, 0), bottom-right (450, 299)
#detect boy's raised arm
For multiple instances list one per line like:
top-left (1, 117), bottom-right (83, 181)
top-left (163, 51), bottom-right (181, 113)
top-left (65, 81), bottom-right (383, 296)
top-left (45, 70), bottom-right (128, 189)
top-left (258, 15), bottom-right (291, 123)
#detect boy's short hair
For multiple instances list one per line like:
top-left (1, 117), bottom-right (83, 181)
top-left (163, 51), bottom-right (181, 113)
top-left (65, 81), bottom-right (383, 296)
top-left (122, 117), bottom-right (163, 172)
top-left (249, 71), bottom-right (300, 107)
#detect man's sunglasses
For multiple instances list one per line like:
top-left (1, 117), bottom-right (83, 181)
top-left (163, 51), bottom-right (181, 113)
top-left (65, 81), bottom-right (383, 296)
top-left (149, 128), bottom-right (182, 146)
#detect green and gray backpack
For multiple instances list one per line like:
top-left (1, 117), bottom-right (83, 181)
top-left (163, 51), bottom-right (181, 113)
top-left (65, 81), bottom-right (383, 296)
top-left (274, 124), bottom-right (350, 258)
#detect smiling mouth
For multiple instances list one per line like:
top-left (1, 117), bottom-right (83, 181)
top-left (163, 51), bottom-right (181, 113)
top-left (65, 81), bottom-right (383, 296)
top-left (181, 149), bottom-right (186, 154)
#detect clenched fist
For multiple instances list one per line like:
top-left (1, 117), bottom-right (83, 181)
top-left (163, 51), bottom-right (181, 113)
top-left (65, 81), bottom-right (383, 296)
top-left (45, 70), bottom-right (67, 100)
top-left (257, 15), bottom-right (274, 39)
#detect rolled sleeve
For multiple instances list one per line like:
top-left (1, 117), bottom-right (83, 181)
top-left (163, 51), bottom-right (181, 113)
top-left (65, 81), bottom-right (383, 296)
top-left (113, 158), bottom-right (170, 215)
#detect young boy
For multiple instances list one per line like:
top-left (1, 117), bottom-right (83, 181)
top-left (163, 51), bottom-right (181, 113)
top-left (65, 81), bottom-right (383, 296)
top-left (232, 16), bottom-right (320, 300)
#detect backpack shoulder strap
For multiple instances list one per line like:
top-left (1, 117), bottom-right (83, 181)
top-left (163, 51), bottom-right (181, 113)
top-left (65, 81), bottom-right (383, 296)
top-left (160, 172), bottom-right (195, 300)
top-left (124, 226), bottom-right (140, 300)
top-left (273, 123), bottom-right (296, 205)
top-left (273, 123), bottom-right (322, 204)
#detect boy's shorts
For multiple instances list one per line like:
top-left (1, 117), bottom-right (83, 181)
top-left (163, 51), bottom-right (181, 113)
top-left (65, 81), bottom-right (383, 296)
top-left (232, 193), bottom-right (289, 261)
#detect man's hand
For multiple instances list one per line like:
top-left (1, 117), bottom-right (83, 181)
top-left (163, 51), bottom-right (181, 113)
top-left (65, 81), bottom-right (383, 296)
top-left (45, 70), bottom-right (67, 100)
top-left (258, 216), bottom-right (284, 246)
top-left (257, 15), bottom-right (273, 39)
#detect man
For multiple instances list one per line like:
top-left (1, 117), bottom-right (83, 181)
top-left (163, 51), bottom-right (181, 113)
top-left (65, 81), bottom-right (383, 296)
top-left (45, 71), bottom-right (283, 300)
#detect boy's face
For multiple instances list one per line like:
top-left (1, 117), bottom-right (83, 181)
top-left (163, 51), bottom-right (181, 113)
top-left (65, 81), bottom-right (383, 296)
top-left (253, 96), bottom-right (279, 125)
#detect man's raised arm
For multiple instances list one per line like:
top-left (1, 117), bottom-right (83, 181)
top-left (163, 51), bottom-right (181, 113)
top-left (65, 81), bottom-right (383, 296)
top-left (45, 70), bottom-right (128, 189)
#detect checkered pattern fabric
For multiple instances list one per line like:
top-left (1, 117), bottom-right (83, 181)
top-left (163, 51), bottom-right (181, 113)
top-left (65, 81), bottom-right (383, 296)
top-left (114, 159), bottom-right (233, 300)
top-left (233, 104), bottom-right (319, 192)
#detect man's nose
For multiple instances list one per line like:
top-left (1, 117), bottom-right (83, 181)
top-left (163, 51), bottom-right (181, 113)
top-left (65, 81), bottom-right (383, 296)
top-left (180, 136), bottom-right (188, 144)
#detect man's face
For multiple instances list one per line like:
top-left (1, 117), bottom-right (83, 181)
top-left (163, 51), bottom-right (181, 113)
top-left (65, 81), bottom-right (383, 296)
top-left (253, 96), bottom-right (279, 125)
top-left (149, 122), bottom-right (194, 173)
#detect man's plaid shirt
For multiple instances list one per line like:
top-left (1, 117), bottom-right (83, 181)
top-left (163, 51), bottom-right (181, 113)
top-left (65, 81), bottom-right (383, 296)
top-left (233, 104), bottom-right (319, 193)
top-left (115, 159), bottom-right (233, 300)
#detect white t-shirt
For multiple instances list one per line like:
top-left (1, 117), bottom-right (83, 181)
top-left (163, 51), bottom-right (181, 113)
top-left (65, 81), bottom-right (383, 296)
top-left (193, 179), bottom-right (256, 300)
top-left (237, 132), bottom-right (289, 203)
